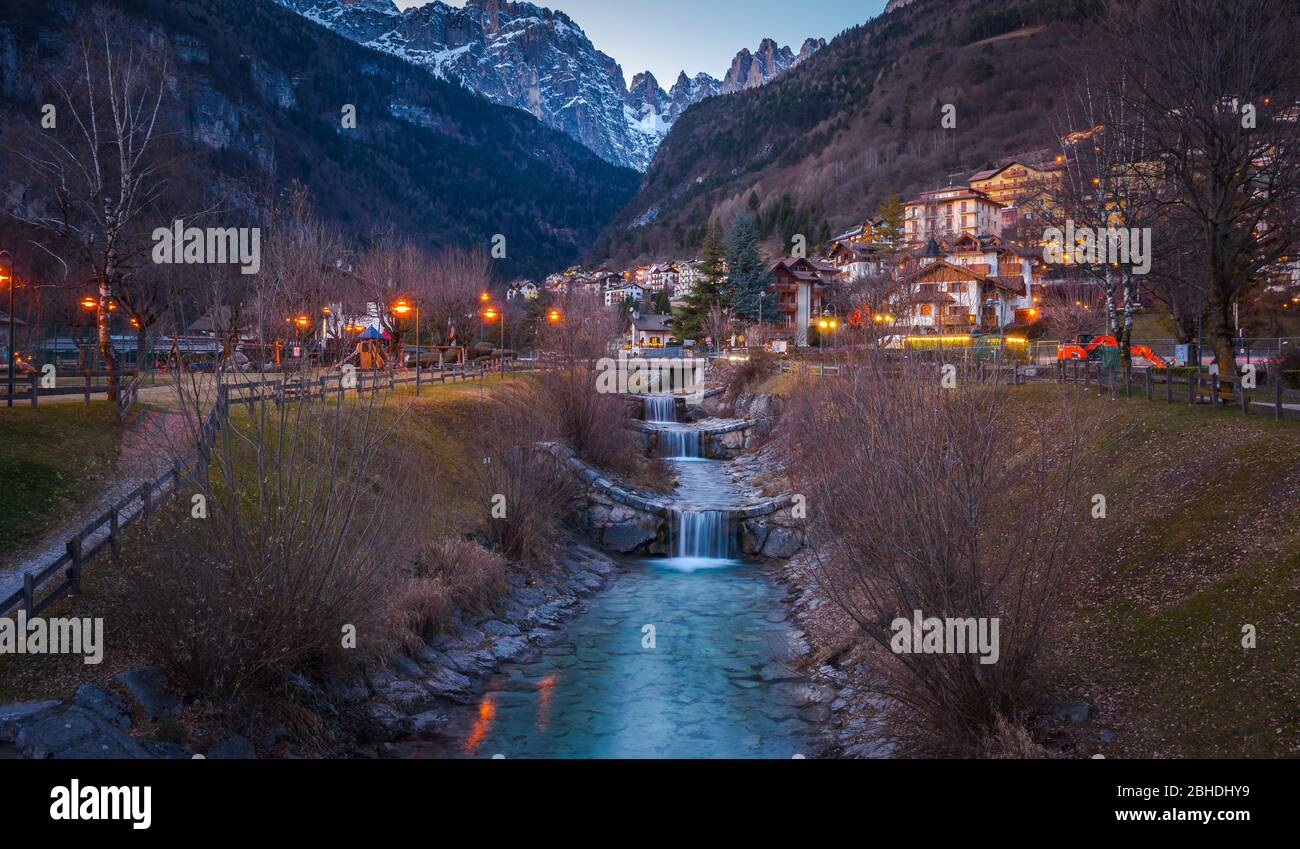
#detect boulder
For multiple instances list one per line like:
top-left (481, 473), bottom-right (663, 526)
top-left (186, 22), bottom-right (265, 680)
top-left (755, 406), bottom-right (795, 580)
top-left (601, 519), bottom-right (657, 553)
top-left (740, 519), bottom-right (770, 555)
top-left (0, 700), bottom-right (62, 742)
top-left (16, 705), bottom-right (149, 759)
top-left (116, 667), bottom-right (181, 720)
top-left (73, 684), bottom-right (130, 728)
top-left (389, 654), bottom-right (424, 678)
top-left (207, 734), bottom-right (257, 759)
top-left (761, 526), bottom-right (803, 559)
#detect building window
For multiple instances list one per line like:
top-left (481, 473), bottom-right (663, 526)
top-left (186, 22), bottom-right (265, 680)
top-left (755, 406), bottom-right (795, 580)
top-left (920, 304), bottom-right (932, 316)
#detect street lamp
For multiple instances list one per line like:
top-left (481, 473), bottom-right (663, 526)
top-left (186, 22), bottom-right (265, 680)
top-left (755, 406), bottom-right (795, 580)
top-left (482, 303), bottom-right (505, 376)
top-left (391, 296), bottom-right (421, 394)
top-left (1, 250), bottom-right (13, 408)
top-left (547, 308), bottom-right (562, 324)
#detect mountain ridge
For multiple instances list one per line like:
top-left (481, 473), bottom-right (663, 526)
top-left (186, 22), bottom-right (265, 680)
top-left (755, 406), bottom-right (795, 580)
top-left (276, 0), bottom-right (822, 170)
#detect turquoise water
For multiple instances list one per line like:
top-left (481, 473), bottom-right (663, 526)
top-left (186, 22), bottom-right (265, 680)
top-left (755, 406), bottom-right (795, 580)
top-left (448, 556), bottom-right (815, 759)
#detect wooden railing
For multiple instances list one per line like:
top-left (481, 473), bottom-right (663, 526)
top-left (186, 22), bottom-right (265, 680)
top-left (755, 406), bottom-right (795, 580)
top-left (1053, 359), bottom-right (1298, 421)
top-left (0, 359), bottom-right (532, 617)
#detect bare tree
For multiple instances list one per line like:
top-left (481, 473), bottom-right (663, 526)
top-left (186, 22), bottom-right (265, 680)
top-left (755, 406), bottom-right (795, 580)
top-left (420, 246), bottom-right (494, 349)
top-left (1047, 71), bottom-right (1159, 365)
top-left (1101, 0), bottom-right (1300, 373)
top-left (15, 7), bottom-right (172, 390)
top-left (257, 186), bottom-right (344, 370)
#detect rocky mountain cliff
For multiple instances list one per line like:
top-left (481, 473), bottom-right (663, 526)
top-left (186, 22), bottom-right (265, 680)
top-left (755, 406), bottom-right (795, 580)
top-left (0, 0), bottom-right (640, 279)
top-left (276, 0), bottom-right (821, 170)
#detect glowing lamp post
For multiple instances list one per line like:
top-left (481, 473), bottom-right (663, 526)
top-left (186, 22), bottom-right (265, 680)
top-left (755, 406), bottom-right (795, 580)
top-left (1, 250), bottom-right (12, 407)
top-left (392, 297), bottom-right (421, 393)
top-left (482, 302), bottom-right (505, 376)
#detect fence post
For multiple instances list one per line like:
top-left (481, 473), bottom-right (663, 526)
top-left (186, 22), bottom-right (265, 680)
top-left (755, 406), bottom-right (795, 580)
top-left (1211, 375), bottom-right (1220, 408)
top-left (1145, 368), bottom-right (1152, 401)
top-left (67, 536), bottom-right (82, 593)
top-left (1124, 364), bottom-right (1132, 398)
top-left (1188, 370), bottom-right (1197, 406)
top-left (23, 571), bottom-right (35, 617)
top-left (141, 481), bottom-right (153, 519)
top-left (29, 372), bottom-right (38, 407)
top-left (1084, 362), bottom-right (1091, 389)
top-left (84, 371), bottom-right (91, 405)
top-left (1013, 362), bottom-right (1020, 386)
top-left (109, 505), bottom-right (121, 564)
top-left (1241, 377), bottom-right (1249, 415)
top-left (1165, 369), bottom-right (1172, 404)
top-left (1277, 374), bottom-right (1285, 422)
top-left (1109, 367), bottom-right (1117, 399)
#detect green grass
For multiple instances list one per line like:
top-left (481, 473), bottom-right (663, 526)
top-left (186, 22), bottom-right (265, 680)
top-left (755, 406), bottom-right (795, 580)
top-left (1009, 384), bottom-right (1300, 757)
top-left (0, 402), bottom-right (122, 550)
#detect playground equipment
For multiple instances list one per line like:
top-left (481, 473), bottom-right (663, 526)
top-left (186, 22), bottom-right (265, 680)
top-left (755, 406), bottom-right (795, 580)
top-left (1057, 334), bottom-right (1169, 368)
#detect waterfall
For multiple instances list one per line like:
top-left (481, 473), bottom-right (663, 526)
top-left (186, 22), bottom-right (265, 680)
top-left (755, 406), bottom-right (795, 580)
top-left (657, 427), bottom-right (701, 459)
top-left (644, 395), bottom-right (676, 423)
top-left (672, 509), bottom-right (734, 560)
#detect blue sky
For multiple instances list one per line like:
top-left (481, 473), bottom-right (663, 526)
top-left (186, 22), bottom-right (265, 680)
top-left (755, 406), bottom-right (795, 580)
top-left (396, 1), bottom-right (887, 84)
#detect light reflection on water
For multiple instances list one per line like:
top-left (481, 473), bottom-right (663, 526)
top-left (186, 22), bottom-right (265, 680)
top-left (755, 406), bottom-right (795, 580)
top-left (447, 557), bottom-right (815, 759)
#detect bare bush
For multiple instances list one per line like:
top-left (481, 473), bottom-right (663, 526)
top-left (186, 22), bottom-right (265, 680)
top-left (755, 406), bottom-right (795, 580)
top-left (781, 353), bottom-right (1085, 753)
top-left (130, 384), bottom-right (409, 702)
top-left (464, 383), bottom-right (576, 565)
top-left (386, 538), bottom-right (507, 655)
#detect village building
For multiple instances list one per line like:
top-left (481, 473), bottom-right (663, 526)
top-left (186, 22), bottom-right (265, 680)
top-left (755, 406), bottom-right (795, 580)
top-left (770, 256), bottom-right (836, 346)
top-left (968, 160), bottom-right (1063, 207)
top-left (605, 282), bottom-right (648, 307)
top-left (898, 234), bottom-right (1038, 333)
top-left (627, 312), bottom-right (675, 349)
top-left (506, 281), bottom-right (540, 301)
top-left (825, 240), bottom-right (888, 283)
top-left (648, 262), bottom-right (678, 292)
top-left (904, 186), bottom-right (1004, 246)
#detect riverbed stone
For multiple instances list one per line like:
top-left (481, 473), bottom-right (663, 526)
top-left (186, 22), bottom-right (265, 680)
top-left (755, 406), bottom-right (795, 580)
top-left (490, 636), bottom-right (533, 663)
top-left (116, 666), bottom-right (181, 720)
top-left (362, 703), bottom-right (412, 742)
top-left (0, 700), bottom-right (62, 742)
top-left (74, 684), bottom-right (130, 728)
top-left (207, 734), bottom-right (257, 759)
top-left (761, 527), bottom-right (803, 559)
top-left (373, 677), bottom-right (431, 712)
top-left (409, 708), bottom-right (450, 736)
top-left (390, 655), bottom-right (424, 678)
top-left (602, 519), bottom-right (658, 552)
top-left (480, 619), bottom-right (521, 638)
top-left (424, 668), bottom-right (473, 699)
top-left (16, 705), bottom-right (148, 759)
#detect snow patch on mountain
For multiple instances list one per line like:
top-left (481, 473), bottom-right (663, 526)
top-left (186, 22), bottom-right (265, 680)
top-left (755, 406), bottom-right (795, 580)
top-left (276, 0), bottom-right (822, 171)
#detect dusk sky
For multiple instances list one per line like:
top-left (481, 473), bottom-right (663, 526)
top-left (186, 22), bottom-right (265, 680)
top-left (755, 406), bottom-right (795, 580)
top-left (396, 1), bottom-right (888, 83)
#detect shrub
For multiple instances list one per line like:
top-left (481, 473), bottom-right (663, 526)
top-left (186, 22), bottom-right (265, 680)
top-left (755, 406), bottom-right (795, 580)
top-left (780, 352), bottom-right (1086, 754)
top-left (129, 391), bottom-right (406, 702)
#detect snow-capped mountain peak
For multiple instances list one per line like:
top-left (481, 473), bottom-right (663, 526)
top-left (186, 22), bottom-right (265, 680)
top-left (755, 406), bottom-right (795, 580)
top-left (276, 0), bottom-right (822, 171)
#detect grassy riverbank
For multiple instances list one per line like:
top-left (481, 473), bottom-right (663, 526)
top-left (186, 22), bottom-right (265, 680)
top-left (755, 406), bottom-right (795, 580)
top-left (1005, 384), bottom-right (1300, 757)
top-left (0, 403), bottom-right (122, 552)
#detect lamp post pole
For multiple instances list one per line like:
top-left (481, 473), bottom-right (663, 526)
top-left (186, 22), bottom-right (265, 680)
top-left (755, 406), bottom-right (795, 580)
top-left (2, 250), bottom-right (13, 408)
top-left (415, 301), bottom-right (421, 396)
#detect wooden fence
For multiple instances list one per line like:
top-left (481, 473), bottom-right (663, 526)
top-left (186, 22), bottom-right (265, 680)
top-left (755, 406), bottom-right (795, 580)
top-left (1053, 359), bottom-right (1299, 421)
top-left (0, 359), bottom-right (526, 617)
top-left (773, 354), bottom-right (1299, 420)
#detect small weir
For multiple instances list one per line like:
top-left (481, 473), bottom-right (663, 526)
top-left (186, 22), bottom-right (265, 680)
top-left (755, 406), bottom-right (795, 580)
top-left (644, 394), bottom-right (702, 460)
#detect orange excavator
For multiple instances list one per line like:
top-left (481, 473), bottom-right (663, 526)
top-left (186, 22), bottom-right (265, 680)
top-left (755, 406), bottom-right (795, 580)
top-left (1057, 334), bottom-right (1170, 368)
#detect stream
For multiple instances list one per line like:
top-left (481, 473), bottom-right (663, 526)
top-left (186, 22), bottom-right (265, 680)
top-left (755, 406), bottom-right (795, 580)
top-left (442, 395), bottom-right (817, 758)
